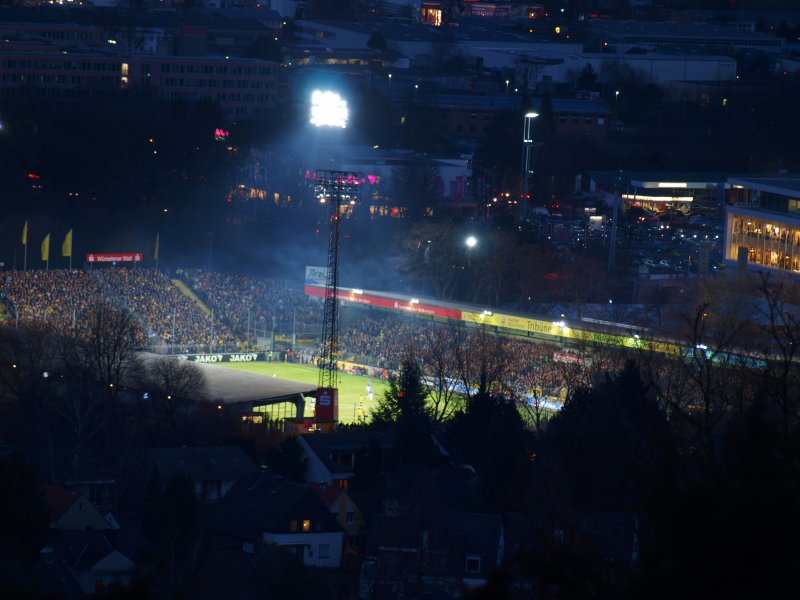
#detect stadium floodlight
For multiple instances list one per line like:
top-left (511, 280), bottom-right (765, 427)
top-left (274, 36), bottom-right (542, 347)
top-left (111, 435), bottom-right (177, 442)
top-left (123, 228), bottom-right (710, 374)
top-left (310, 90), bottom-right (348, 128)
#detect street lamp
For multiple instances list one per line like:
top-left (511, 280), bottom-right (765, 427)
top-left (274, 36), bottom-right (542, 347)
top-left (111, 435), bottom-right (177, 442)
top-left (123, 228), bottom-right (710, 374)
top-left (614, 90), bottom-right (620, 122)
top-left (465, 236), bottom-right (478, 300)
top-left (505, 79), bottom-right (510, 95)
top-left (521, 111), bottom-right (539, 219)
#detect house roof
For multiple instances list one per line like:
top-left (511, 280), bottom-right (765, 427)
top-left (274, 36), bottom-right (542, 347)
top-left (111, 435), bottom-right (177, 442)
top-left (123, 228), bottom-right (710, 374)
top-left (308, 481), bottom-right (347, 506)
top-left (140, 353), bottom-right (317, 408)
top-left (207, 473), bottom-right (341, 542)
top-left (300, 430), bottom-right (397, 477)
top-left (47, 530), bottom-right (120, 571)
top-left (144, 445), bottom-right (258, 483)
top-left (92, 549), bottom-right (135, 575)
top-left (43, 485), bottom-right (79, 524)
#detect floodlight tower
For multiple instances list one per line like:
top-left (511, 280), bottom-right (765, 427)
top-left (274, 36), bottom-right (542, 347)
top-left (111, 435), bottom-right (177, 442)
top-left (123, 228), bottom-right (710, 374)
top-left (309, 90), bottom-right (359, 430)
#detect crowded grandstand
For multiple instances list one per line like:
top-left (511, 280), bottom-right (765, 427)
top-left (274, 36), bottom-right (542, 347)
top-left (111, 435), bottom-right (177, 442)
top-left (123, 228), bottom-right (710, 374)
top-left (0, 267), bottom-right (587, 406)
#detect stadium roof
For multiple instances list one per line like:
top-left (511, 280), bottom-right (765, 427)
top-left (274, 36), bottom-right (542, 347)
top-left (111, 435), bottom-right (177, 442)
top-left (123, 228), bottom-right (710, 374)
top-left (198, 362), bottom-right (316, 408)
top-left (141, 354), bottom-right (316, 411)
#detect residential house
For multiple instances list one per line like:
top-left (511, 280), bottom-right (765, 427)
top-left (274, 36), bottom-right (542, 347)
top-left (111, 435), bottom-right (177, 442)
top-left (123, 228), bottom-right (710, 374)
top-left (45, 531), bottom-right (136, 595)
top-left (503, 510), bottom-right (641, 588)
top-left (297, 430), bottom-right (396, 491)
top-left (42, 485), bottom-right (139, 595)
top-left (360, 509), bottom-right (505, 599)
top-left (143, 445), bottom-right (259, 503)
top-left (309, 481), bottom-right (366, 568)
top-left (44, 484), bottom-right (111, 532)
top-left (207, 473), bottom-right (344, 568)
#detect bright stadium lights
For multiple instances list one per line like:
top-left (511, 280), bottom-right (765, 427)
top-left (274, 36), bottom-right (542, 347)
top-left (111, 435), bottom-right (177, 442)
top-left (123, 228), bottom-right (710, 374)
top-left (310, 90), bottom-right (348, 128)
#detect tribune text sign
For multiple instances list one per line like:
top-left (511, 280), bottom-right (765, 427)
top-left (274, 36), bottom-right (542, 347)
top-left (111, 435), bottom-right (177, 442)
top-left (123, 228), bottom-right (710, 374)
top-left (86, 253), bottom-right (143, 263)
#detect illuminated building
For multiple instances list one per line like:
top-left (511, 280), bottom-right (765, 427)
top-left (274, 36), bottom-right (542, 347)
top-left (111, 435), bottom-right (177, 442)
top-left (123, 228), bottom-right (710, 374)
top-left (724, 177), bottom-right (800, 276)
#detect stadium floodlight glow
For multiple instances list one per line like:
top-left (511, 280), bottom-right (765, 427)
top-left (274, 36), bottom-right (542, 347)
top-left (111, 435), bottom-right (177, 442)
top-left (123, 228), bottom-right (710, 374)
top-left (310, 90), bottom-right (348, 128)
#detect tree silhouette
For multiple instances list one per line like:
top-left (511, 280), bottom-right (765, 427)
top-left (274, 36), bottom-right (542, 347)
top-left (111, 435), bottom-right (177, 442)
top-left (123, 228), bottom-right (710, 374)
top-left (576, 63), bottom-right (598, 90)
top-left (546, 360), bottom-right (674, 511)
top-left (372, 355), bottom-right (435, 464)
top-left (0, 454), bottom-right (48, 566)
top-left (366, 30), bottom-right (387, 51)
top-left (264, 436), bottom-right (308, 484)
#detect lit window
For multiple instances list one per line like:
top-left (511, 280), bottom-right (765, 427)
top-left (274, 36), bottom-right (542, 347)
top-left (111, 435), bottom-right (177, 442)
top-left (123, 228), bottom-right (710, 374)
top-left (302, 519), bottom-right (311, 532)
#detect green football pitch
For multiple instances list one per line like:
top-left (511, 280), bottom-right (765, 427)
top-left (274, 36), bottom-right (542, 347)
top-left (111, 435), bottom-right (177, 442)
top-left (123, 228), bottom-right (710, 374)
top-left (211, 361), bottom-right (388, 424)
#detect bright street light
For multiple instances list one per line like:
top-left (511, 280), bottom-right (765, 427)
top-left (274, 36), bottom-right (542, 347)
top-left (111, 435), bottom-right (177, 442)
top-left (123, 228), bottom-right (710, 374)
top-left (465, 236), bottom-right (477, 248)
top-left (523, 112), bottom-right (539, 142)
top-left (521, 111), bottom-right (540, 218)
top-left (310, 90), bottom-right (348, 128)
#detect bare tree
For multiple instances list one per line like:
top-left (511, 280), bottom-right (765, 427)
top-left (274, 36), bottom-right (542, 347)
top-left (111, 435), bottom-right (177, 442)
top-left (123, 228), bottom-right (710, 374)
top-left (755, 273), bottom-right (800, 447)
top-left (454, 326), bottom-right (512, 398)
top-left (0, 325), bottom-right (60, 479)
top-left (395, 221), bottom-right (463, 299)
top-left (141, 357), bottom-right (208, 437)
top-left (54, 301), bottom-right (144, 479)
top-left (639, 302), bottom-right (753, 463)
top-left (473, 230), bottom-right (520, 306)
top-left (390, 157), bottom-right (441, 219)
top-left (415, 326), bottom-right (465, 424)
top-left (511, 342), bottom-right (560, 432)
top-left (77, 301), bottom-right (143, 402)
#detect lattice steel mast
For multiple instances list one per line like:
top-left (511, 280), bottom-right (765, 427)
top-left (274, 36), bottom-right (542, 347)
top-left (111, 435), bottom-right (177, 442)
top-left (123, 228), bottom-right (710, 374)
top-left (315, 171), bottom-right (360, 391)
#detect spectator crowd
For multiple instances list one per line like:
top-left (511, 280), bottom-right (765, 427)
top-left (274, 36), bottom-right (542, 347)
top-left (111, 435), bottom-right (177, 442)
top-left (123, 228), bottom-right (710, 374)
top-left (0, 267), bottom-right (586, 405)
top-left (177, 268), bottom-right (323, 345)
top-left (0, 269), bottom-right (111, 333)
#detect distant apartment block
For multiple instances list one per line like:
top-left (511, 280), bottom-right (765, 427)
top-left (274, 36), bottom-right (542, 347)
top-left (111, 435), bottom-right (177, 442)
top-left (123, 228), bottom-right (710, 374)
top-left (587, 21), bottom-right (784, 54)
top-left (724, 177), bottom-right (800, 277)
top-left (0, 49), bottom-right (279, 117)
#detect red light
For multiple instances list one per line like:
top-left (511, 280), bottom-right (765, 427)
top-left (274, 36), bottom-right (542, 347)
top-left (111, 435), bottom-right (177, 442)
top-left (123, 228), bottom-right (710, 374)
top-left (26, 172), bottom-right (41, 179)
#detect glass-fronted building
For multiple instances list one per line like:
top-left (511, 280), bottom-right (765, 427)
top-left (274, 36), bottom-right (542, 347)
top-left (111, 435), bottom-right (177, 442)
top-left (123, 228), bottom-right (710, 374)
top-left (724, 177), bottom-right (800, 275)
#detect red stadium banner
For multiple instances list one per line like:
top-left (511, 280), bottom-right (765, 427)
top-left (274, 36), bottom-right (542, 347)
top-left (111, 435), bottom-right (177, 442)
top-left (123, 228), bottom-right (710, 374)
top-left (86, 253), bottom-right (143, 263)
top-left (305, 285), bottom-right (462, 320)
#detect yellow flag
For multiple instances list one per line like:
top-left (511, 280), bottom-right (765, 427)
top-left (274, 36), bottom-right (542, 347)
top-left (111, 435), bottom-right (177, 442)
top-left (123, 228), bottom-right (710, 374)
top-left (41, 233), bottom-right (50, 261)
top-left (62, 229), bottom-right (73, 257)
top-left (154, 232), bottom-right (160, 261)
top-left (22, 221), bottom-right (28, 245)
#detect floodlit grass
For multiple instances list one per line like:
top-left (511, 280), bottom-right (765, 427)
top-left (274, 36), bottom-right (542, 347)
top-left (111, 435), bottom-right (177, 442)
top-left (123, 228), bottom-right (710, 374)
top-left (213, 361), bottom-right (388, 424)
